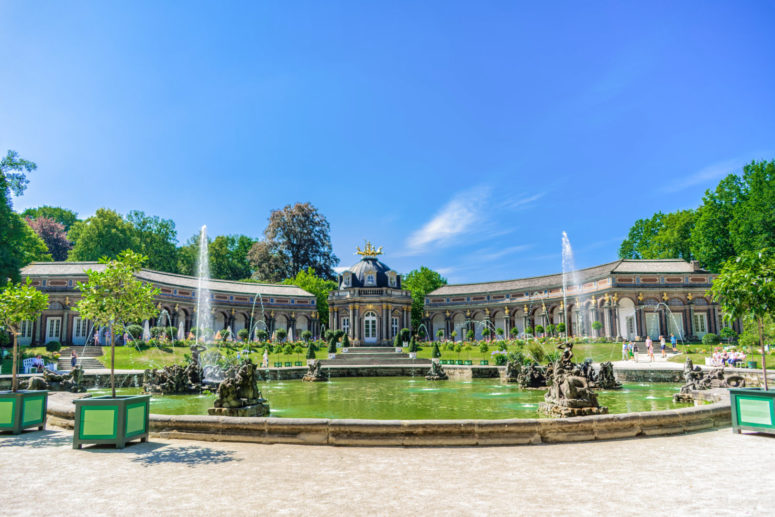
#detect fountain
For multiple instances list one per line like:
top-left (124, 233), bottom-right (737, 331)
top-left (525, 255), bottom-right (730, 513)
top-left (208, 359), bottom-right (270, 417)
top-left (24, 366), bottom-right (86, 393)
top-left (142, 345), bottom-right (208, 395)
top-left (195, 225), bottom-right (212, 343)
top-left (425, 360), bottom-right (448, 381)
top-left (302, 360), bottom-right (327, 382)
top-left (673, 358), bottom-right (745, 402)
top-left (540, 343), bottom-right (608, 417)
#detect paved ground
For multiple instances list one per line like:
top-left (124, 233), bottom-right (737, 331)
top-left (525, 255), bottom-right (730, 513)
top-left (2, 427), bottom-right (773, 516)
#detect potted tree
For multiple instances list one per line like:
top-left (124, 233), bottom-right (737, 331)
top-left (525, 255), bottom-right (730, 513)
top-left (72, 251), bottom-right (159, 449)
top-left (400, 328), bottom-right (411, 348)
top-left (436, 329), bottom-right (444, 341)
top-left (711, 248), bottom-right (775, 435)
top-left (591, 320), bottom-right (603, 337)
top-left (0, 279), bottom-right (49, 434)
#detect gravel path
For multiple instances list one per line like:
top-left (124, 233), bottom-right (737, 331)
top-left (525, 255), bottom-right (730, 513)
top-left (2, 427), bottom-right (774, 516)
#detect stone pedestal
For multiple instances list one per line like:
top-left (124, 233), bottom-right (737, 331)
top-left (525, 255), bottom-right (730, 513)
top-left (208, 400), bottom-right (270, 417)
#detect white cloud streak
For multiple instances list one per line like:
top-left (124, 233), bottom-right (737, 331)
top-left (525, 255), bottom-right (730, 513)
top-left (662, 158), bottom-right (741, 193)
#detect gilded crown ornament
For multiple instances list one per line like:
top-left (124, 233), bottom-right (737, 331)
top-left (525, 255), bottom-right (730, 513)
top-left (356, 241), bottom-right (383, 257)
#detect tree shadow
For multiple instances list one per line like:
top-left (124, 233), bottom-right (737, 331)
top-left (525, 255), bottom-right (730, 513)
top-left (0, 430), bottom-right (71, 448)
top-left (129, 444), bottom-right (242, 467)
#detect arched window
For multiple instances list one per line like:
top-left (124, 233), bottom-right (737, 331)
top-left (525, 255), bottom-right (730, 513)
top-left (364, 311), bottom-right (377, 342)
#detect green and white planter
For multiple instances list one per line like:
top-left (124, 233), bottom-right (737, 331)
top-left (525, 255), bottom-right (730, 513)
top-left (729, 388), bottom-right (775, 435)
top-left (0, 390), bottom-right (48, 435)
top-left (73, 395), bottom-right (150, 449)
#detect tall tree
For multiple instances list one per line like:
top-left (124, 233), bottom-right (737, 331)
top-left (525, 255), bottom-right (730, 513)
top-left (248, 240), bottom-right (291, 282)
top-left (648, 209), bottom-right (696, 261)
top-left (403, 266), bottom-right (447, 329)
top-left (127, 210), bottom-right (179, 273)
top-left (618, 212), bottom-right (665, 259)
top-left (249, 203), bottom-right (339, 282)
top-left (67, 208), bottom-right (138, 262)
top-left (26, 216), bottom-right (72, 261)
top-left (690, 174), bottom-right (744, 272)
top-left (282, 268), bottom-right (337, 327)
top-left (1, 151), bottom-right (50, 285)
top-left (729, 160), bottom-right (775, 254)
top-left (21, 206), bottom-right (79, 232)
top-left (178, 233), bottom-right (255, 281)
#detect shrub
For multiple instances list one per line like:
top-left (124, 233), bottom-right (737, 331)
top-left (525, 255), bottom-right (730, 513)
top-left (400, 328), bottom-right (411, 343)
top-left (495, 328), bottom-right (504, 337)
top-left (702, 333), bottom-right (720, 346)
top-left (534, 325), bottom-right (544, 335)
top-left (450, 330), bottom-right (457, 341)
top-left (328, 337), bottom-right (337, 354)
top-left (466, 329), bottom-right (475, 341)
top-left (454, 344), bottom-right (462, 355)
top-left (126, 324), bottom-right (144, 339)
top-left (527, 342), bottom-right (545, 363)
top-left (306, 342), bottom-right (316, 359)
top-left (557, 322), bottom-right (566, 334)
top-left (238, 328), bottom-right (250, 342)
top-left (591, 321), bottom-right (603, 333)
top-left (479, 343), bottom-right (489, 354)
top-left (45, 341), bottom-right (61, 353)
top-left (525, 326), bottom-right (534, 336)
top-left (482, 328), bottom-right (491, 337)
top-left (173, 340), bottom-right (187, 347)
top-left (342, 333), bottom-right (350, 348)
top-left (255, 329), bottom-right (268, 341)
top-left (393, 333), bottom-right (401, 347)
top-left (494, 354), bottom-right (508, 366)
top-left (507, 350), bottom-right (525, 364)
top-left (432, 342), bottom-right (441, 358)
top-left (282, 343), bottom-right (293, 355)
top-left (301, 330), bottom-right (312, 341)
top-left (510, 327), bottom-right (518, 337)
top-left (409, 336), bottom-right (419, 353)
top-left (335, 329), bottom-right (345, 340)
top-left (720, 327), bottom-right (737, 342)
top-left (444, 343), bottom-right (454, 352)
top-left (436, 329), bottom-right (444, 339)
top-left (324, 329), bottom-right (334, 341)
top-left (293, 344), bottom-right (303, 356)
top-left (275, 328), bottom-right (288, 342)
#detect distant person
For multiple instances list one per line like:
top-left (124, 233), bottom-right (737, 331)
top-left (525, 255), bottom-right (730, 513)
top-left (633, 341), bottom-right (639, 362)
top-left (622, 340), bottom-right (629, 361)
top-left (71, 350), bottom-right (78, 369)
top-left (93, 330), bottom-right (100, 347)
top-left (670, 334), bottom-right (677, 353)
top-left (262, 348), bottom-right (269, 368)
top-left (647, 340), bottom-right (655, 362)
top-left (660, 335), bottom-right (666, 358)
top-left (33, 355), bottom-right (44, 372)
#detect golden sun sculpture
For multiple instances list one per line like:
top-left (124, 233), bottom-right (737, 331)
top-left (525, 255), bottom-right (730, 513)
top-left (356, 241), bottom-right (383, 257)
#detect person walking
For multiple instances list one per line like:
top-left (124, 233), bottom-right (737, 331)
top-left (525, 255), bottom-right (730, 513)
top-left (670, 333), bottom-right (677, 353)
top-left (70, 349), bottom-right (78, 369)
top-left (648, 340), bottom-right (655, 362)
top-left (622, 340), bottom-right (629, 361)
top-left (660, 335), bottom-right (667, 358)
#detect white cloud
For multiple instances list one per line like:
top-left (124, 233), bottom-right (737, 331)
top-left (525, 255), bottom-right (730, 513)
top-left (404, 186), bottom-right (491, 254)
top-left (502, 193), bottom-right (545, 210)
top-left (662, 158), bottom-right (741, 193)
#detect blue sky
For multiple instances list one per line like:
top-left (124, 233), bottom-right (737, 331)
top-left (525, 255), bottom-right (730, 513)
top-left (2, 1), bottom-right (774, 284)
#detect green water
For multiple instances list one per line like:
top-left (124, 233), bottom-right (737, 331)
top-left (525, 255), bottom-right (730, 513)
top-left (91, 378), bottom-right (687, 420)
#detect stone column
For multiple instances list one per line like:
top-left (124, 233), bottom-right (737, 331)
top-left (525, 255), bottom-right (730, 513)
top-left (353, 305), bottom-right (360, 342)
top-left (688, 302), bottom-right (695, 340)
top-left (348, 305), bottom-right (355, 339)
top-left (61, 308), bottom-right (70, 346)
top-left (329, 308), bottom-right (335, 331)
top-left (35, 314), bottom-right (43, 345)
top-left (635, 303), bottom-right (644, 339)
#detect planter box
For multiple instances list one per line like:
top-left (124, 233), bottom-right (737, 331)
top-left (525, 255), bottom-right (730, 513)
top-left (464, 360), bottom-right (473, 365)
top-left (729, 388), bottom-right (775, 435)
top-left (480, 360), bottom-right (489, 366)
top-left (73, 395), bottom-right (150, 449)
top-left (0, 390), bottom-right (48, 435)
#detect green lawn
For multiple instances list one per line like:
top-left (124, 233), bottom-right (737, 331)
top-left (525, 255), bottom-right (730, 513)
top-left (668, 349), bottom-right (775, 369)
top-left (413, 341), bottom-right (623, 364)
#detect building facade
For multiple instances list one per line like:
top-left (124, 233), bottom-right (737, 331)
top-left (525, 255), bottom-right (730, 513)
top-left (18, 262), bottom-right (318, 346)
top-left (327, 243), bottom-right (412, 346)
top-left (423, 259), bottom-right (731, 342)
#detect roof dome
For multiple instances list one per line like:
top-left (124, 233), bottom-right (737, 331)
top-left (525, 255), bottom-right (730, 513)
top-left (340, 257), bottom-right (400, 289)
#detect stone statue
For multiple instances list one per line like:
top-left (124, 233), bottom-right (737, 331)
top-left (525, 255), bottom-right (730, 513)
top-left (595, 362), bottom-right (621, 390)
top-left (302, 360), bottom-right (326, 382)
top-left (674, 357), bottom-right (745, 402)
top-left (208, 359), bottom-right (269, 417)
top-left (425, 360), bottom-right (448, 381)
top-left (540, 355), bottom-right (608, 417)
top-left (558, 342), bottom-right (574, 369)
top-left (24, 365), bottom-right (86, 393)
top-left (517, 363), bottom-right (547, 389)
top-left (143, 345), bottom-right (207, 394)
top-left (504, 360), bottom-right (521, 383)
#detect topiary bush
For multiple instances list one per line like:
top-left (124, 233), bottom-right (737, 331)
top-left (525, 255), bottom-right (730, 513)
top-left (126, 324), bottom-right (144, 339)
top-left (702, 333), bottom-right (720, 346)
top-left (328, 337), bottom-right (337, 354)
top-left (466, 329), bottom-right (474, 341)
top-left (306, 341), bottom-right (316, 359)
top-left (275, 328), bottom-right (288, 342)
top-left (282, 343), bottom-right (293, 355)
top-left (479, 342), bottom-right (489, 354)
top-left (45, 341), bottom-right (61, 353)
top-left (301, 330), bottom-right (312, 342)
top-left (494, 354), bottom-right (508, 366)
top-left (238, 328), bottom-right (250, 342)
top-left (342, 333), bottom-right (350, 348)
top-left (256, 329), bottom-right (268, 341)
top-left (432, 342), bottom-right (441, 358)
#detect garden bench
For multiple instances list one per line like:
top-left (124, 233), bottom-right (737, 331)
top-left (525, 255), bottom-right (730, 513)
top-left (22, 358), bottom-right (36, 374)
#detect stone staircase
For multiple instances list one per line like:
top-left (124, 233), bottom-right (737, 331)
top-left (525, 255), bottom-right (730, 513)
top-left (57, 346), bottom-right (105, 370)
top-left (319, 346), bottom-right (431, 366)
